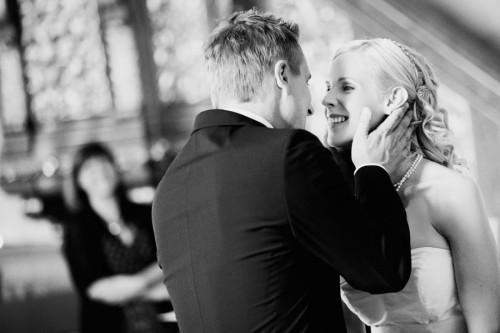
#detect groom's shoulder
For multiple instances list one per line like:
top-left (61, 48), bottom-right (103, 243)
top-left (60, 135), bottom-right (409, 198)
top-left (266, 128), bottom-right (321, 143)
top-left (250, 128), bottom-right (324, 154)
top-left (275, 128), bottom-right (324, 149)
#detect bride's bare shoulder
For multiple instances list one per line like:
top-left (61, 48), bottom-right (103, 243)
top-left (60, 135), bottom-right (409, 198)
top-left (416, 159), bottom-right (474, 193)
top-left (414, 160), bottom-right (484, 228)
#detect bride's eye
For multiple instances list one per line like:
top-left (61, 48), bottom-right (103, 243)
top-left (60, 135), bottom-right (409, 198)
top-left (325, 85), bottom-right (332, 92)
top-left (343, 85), bottom-right (354, 92)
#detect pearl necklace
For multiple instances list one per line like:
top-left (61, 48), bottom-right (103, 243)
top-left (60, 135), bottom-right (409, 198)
top-left (393, 154), bottom-right (423, 192)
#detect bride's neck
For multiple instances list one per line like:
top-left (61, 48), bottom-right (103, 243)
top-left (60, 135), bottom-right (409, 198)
top-left (331, 147), bottom-right (422, 188)
top-left (389, 153), bottom-right (422, 187)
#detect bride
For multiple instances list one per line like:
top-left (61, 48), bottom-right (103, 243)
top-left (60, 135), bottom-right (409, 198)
top-left (322, 38), bottom-right (500, 332)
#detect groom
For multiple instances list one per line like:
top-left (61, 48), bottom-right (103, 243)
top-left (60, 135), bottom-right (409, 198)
top-left (153, 9), bottom-right (412, 332)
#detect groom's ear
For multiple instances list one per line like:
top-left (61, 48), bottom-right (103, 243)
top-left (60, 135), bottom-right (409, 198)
top-left (274, 60), bottom-right (289, 91)
top-left (383, 86), bottom-right (408, 115)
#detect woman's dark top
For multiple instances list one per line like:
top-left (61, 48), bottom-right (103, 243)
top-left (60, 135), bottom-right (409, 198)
top-left (63, 200), bottom-right (165, 333)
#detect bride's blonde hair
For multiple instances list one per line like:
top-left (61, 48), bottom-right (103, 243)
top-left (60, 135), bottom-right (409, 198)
top-left (334, 38), bottom-right (462, 169)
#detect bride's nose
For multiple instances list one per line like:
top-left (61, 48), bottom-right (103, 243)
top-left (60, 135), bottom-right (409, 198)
top-left (322, 91), bottom-right (338, 108)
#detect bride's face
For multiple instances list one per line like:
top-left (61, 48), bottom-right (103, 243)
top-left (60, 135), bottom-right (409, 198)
top-left (322, 52), bottom-right (386, 148)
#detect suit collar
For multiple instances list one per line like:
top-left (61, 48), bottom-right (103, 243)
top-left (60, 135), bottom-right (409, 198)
top-left (192, 109), bottom-right (268, 134)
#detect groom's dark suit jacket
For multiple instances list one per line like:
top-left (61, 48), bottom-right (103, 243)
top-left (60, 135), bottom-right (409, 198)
top-left (153, 109), bottom-right (411, 332)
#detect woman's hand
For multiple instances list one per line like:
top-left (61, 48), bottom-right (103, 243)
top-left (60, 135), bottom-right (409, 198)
top-left (87, 263), bottom-right (166, 305)
top-left (144, 282), bottom-right (170, 301)
top-left (87, 275), bottom-right (147, 305)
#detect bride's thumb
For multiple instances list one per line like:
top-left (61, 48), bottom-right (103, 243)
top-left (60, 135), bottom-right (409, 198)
top-left (353, 107), bottom-right (372, 142)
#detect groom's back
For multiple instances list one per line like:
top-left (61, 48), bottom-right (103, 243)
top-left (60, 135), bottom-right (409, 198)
top-left (153, 111), bottom-right (342, 332)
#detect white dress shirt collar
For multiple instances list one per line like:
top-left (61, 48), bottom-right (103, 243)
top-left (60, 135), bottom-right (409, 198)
top-left (223, 107), bottom-right (274, 128)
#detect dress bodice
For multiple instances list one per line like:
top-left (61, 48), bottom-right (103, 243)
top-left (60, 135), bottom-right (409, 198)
top-left (341, 247), bottom-right (466, 333)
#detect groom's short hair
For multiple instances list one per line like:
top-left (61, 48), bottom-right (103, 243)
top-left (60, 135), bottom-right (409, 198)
top-left (204, 9), bottom-right (302, 107)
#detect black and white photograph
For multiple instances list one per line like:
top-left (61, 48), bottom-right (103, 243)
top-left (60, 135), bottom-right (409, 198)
top-left (0, 0), bottom-right (499, 332)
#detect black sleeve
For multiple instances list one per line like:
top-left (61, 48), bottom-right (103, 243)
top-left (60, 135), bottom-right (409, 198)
top-left (62, 220), bottom-right (109, 296)
top-left (284, 130), bottom-right (411, 293)
top-left (125, 202), bottom-right (154, 233)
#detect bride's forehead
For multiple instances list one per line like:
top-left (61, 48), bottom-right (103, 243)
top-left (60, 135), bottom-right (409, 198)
top-left (330, 53), bottom-right (376, 79)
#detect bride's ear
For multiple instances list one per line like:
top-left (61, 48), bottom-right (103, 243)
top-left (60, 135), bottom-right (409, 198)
top-left (383, 87), bottom-right (408, 115)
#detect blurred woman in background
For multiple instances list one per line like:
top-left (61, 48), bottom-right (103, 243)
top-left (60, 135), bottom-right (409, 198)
top-left (63, 141), bottom-right (173, 333)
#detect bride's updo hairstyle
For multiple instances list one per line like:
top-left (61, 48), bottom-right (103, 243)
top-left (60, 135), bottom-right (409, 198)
top-left (333, 38), bottom-right (460, 169)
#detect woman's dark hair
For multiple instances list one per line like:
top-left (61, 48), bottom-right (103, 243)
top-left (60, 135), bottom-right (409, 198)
top-left (65, 141), bottom-right (128, 214)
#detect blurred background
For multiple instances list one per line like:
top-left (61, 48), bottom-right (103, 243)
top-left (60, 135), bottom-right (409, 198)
top-left (0, 0), bottom-right (499, 332)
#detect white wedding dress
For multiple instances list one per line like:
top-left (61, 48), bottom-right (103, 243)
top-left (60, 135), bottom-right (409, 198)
top-left (340, 247), bottom-right (467, 333)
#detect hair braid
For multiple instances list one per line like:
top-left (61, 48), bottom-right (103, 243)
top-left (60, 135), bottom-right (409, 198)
top-left (402, 45), bottom-right (460, 168)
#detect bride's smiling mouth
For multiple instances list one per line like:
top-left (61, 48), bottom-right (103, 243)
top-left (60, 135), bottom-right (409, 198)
top-left (326, 114), bottom-right (349, 125)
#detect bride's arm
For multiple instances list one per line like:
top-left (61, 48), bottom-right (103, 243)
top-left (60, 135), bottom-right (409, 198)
top-left (432, 176), bottom-right (500, 332)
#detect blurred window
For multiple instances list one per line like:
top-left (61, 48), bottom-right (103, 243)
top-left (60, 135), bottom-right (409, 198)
top-left (0, 45), bottom-right (27, 132)
top-left (16, 0), bottom-right (142, 126)
top-left (147, 0), bottom-right (210, 104)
